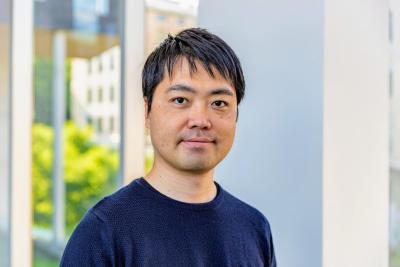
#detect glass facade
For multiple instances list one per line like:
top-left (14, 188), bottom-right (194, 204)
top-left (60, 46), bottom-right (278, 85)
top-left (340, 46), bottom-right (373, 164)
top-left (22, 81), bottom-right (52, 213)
top-left (0, 0), bottom-right (11, 265)
top-left (32, 0), bottom-right (123, 265)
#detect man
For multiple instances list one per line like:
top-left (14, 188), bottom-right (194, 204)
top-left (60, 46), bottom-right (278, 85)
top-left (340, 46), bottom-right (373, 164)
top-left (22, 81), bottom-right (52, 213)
top-left (61, 28), bottom-right (276, 266)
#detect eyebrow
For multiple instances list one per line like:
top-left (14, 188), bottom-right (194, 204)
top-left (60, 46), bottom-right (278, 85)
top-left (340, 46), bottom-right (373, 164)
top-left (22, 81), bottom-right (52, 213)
top-left (167, 83), bottom-right (234, 97)
top-left (167, 84), bottom-right (196, 94)
top-left (210, 88), bottom-right (234, 97)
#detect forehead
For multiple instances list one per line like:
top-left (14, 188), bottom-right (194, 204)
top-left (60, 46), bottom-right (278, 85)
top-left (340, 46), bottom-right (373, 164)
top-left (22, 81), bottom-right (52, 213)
top-left (164, 58), bottom-right (235, 91)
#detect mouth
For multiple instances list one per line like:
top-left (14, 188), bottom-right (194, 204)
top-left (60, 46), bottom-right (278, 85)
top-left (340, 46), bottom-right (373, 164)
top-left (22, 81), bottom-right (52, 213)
top-left (179, 137), bottom-right (216, 149)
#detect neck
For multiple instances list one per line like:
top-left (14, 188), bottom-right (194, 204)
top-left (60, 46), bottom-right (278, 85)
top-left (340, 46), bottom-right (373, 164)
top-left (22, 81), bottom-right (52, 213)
top-left (144, 158), bottom-right (217, 204)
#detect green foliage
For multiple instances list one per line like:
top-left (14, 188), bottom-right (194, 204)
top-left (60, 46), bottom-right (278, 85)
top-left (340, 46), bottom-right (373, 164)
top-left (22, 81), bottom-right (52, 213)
top-left (32, 122), bottom-right (118, 234)
top-left (391, 247), bottom-right (400, 267)
top-left (32, 124), bottom-right (54, 227)
top-left (33, 58), bottom-right (53, 125)
top-left (145, 152), bottom-right (154, 175)
top-left (33, 246), bottom-right (58, 267)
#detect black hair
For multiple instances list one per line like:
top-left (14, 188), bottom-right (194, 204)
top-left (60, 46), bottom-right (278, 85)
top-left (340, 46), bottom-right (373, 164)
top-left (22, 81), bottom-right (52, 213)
top-left (142, 27), bottom-right (245, 113)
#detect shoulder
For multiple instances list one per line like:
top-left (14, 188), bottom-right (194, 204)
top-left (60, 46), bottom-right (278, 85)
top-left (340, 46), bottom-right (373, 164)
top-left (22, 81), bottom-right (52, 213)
top-left (61, 179), bottom-right (144, 265)
top-left (220, 187), bottom-right (276, 265)
top-left (60, 210), bottom-right (115, 266)
top-left (221, 187), bottom-right (273, 232)
top-left (89, 178), bottom-right (145, 223)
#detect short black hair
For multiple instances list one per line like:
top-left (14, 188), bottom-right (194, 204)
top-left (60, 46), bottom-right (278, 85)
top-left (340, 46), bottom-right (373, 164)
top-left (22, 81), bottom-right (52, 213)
top-left (142, 27), bottom-right (245, 112)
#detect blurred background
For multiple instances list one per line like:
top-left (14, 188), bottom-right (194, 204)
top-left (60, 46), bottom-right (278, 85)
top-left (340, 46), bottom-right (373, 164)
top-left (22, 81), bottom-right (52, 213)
top-left (0, 0), bottom-right (398, 267)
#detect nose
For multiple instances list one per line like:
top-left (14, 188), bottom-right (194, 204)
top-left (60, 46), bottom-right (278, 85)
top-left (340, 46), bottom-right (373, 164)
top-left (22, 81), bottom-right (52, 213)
top-left (187, 103), bottom-right (211, 130)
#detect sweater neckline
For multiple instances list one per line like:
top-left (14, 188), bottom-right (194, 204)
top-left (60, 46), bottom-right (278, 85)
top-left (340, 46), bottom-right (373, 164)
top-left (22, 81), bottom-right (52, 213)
top-left (134, 177), bottom-right (224, 211)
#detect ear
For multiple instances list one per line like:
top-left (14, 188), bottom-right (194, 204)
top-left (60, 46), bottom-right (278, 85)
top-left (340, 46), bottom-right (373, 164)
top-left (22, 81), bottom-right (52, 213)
top-left (144, 97), bottom-right (150, 129)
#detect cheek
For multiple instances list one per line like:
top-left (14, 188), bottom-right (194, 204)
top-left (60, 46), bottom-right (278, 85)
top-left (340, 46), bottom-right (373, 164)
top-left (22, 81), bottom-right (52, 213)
top-left (149, 112), bottom-right (180, 145)
top-left (215, 119), bottom-right (236, 142)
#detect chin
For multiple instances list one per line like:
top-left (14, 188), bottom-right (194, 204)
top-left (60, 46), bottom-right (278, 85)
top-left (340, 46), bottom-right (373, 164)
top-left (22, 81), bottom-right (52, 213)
top-left (177, 158), bottom-right (221, 174)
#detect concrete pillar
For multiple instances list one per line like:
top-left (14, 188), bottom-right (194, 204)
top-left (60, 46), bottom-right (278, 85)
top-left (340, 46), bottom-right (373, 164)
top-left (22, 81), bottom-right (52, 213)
top-left (10, 0), bottom-right (33, 265)
top-left (52, 30), bottom-right (66, 246)
top-left (323, 1), bottom-right (389, 266)
top-left (120, 0), bottom-right (146, 185)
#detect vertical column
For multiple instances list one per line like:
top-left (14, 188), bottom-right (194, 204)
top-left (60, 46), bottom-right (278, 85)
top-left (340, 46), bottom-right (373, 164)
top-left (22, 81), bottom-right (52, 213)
top-left (323, 0), bottom-right (389, 266)
top-left (0, 0), bottom-right (12, 266)
top-left (389, 0), bottom-right (400, 259)
top-left (52, 30), bottom-right (66, 247)
top-left (120, 0), bottom-right (145, 185)
top-left (10, 0), bottom-right (33, 265)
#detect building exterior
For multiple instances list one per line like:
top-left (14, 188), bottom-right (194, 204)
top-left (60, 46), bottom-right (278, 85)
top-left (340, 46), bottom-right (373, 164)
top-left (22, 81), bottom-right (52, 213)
top-left (71, 46), bottom-right (121, 147)
top-left (145, 0), bottom-right (197, 55)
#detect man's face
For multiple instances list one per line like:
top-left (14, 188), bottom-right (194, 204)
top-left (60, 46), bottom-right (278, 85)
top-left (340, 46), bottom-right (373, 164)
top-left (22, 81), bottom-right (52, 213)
top-left (145, 58), bottom-right (238, 174)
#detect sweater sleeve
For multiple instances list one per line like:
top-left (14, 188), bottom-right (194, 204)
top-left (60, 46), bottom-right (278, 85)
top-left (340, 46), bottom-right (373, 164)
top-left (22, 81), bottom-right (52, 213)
top-left (256, 213), bottom-right (277, 267)
top-left (266, 226), bottom-right (277, 267)
top-left (60, 210), bottom-right (115, 267)
top-left (264, 218), bottom-right (277, 267)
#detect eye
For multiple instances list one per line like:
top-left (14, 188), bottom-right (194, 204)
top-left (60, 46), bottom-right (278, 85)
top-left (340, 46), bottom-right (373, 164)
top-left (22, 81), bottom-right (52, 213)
top-left (172, 97), bottom-right (188, 105)
top-left (212, 100), bottom-right (228, 108)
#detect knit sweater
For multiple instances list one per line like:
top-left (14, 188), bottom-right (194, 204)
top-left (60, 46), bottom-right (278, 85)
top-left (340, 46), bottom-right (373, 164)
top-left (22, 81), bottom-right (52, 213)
top-left (60, 177), bottom-right (276, 266)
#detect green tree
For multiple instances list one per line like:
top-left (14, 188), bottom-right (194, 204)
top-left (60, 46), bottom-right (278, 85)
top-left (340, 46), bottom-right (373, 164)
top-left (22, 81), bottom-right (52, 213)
top-left (32, 123), bottom-right (53, 227)
top-left (32, 121), bottom-right (118, 234)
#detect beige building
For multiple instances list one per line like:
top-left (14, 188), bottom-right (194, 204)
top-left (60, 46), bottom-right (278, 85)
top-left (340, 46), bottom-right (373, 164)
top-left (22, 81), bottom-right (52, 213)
top-left (145, 0), bottom-right (197, 55)
top-left (71, 46), bottom-right (121, 147)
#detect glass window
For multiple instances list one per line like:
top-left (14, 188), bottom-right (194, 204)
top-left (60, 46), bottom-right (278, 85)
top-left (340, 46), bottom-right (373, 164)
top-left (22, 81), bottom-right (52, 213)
top-left (33, 0), bottom-right (123, 265)
top-left (98, 117), bottom-right (103, 133)
top-left (98, 59), bottom-right (103, 73)
top-left (87, 88), bottom-right (92, 104)
top-left (110, 55), bottom-right (114, 70)
top-left (109, 116), bottom-right (114, 133)
top-left (110, 85), bottom-right (114, 102)
top-left (98, 87), bottom-right (103, 102)
top-left (87, 116), bottom-right (93, 126)
top-left (0, 0), bottom-right (11, 265)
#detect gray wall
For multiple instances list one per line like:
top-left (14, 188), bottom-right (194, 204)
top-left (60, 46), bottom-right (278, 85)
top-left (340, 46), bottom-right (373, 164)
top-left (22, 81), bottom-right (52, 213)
top-left (198, 1), bottom-right (324, 266)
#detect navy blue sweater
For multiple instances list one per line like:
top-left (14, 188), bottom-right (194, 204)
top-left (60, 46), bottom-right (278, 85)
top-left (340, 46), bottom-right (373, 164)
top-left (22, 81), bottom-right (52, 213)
top-left (60, 178), bottom-right (276, 266)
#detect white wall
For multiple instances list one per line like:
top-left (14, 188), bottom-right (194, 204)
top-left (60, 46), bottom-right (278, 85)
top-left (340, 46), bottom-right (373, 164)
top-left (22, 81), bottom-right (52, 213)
top-left (324, 0), bottom-right (389, 266)
top-left (389, 0), bottom-right (400, 252)
top-left (199, 0), bottom-right (389, 266)
top-left (390, 0), bottom-right (400, 166)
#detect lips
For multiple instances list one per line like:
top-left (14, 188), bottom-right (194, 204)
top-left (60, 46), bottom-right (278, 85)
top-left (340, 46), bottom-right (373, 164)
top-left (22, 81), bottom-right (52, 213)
top-left (184, 137), bottom-right (214, 143)
top-left (180, 136), bottom-right (215, 149)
